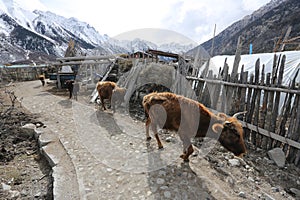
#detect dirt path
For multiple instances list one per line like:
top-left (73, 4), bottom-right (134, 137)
top-left (13, 80), bottom-right (298, 200)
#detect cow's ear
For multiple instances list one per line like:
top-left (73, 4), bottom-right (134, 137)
top-left (212, 123), bottom-right (223, 133)
top-left (217, 113), bottom-right (227, 120)
top-left (150, 95), bottom-right (167, 104)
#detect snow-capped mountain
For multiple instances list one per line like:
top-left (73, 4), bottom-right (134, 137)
top-left (0, 0), bottom-right (195, 64)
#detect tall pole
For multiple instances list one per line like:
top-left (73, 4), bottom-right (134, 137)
top-left (210, 24), bottom-right (217, 57)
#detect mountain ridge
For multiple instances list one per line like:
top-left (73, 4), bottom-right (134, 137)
top-left (199, 0), bottom-right (300, 55)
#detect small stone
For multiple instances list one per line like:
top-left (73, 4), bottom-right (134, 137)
top-left (262, 193), bottom-right (275, 200)
top-left (20, 189), bottom-right (28, 196)
top-left (9, 190), bottom-right (20, 198)
top-left (160, 186), bottom-right (168, 190)
top-left (228, 159), bottom-right (240, 167)
top-left (280, 190), bottom-right (286, 196)
top-left (297, 180), bottom-right (300, 185)
top-left (238, 191), bottom-right (246, 198)
top-left (164, 191), bottom-right (171, 198)
top-left (271, 187), bottom-right (279, 193)
top-left (34, 192), bottom-right (41, 197)
top-left (248, 177), bottom-right (255, 182)
top-left (156, 178), bottom-right (165, 185)
top-left (107, 168), bottom-right (113, 172)
top-left (165, 137), bottom-right (172, 142)
top-left (267, 148), bottom-right (286, 168)
top-left (290, 188), bottom-right (300, 197)
top-left (1, 183), bottom-right (11, 191)
top-left (158, 170), bottom-right (166, 176)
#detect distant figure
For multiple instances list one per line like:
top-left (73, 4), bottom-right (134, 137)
top-left (65, 80), bottom-right (74, 99)
top-left (39, 74), bottom-right (45, 86)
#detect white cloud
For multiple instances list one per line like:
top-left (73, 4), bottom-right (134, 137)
top-left (28, 0), bottom-right (271, 44)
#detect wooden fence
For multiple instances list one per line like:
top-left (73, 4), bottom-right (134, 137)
top-left (186, 53), bottom-right (300, 167)
top-left (0, 66), bottom-right (47, 82)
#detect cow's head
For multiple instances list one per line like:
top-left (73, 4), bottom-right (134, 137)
top-left (212, 112), bottom-right (247, 157)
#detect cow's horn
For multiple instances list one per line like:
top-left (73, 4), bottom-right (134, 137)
top-left (232, 111), bottom-right (247, 118)
top-left (212, 123), bottom-right (223, 133)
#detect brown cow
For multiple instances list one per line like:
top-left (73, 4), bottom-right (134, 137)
top-left (96, 81), bottom-right (126, 111)
top-left (142, 92), bottom-right (247, 162)
top-left (38, 74), bottom-right (45, 86)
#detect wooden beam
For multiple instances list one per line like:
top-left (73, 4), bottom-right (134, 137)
top-left (48, 60), bottom-right (114, 66)
top-left (186, 76), bottom-right (300, 95)
top-left (56, 55), bottom-right (116, 61)
top-left (241, 121), bottom-right (300, 150)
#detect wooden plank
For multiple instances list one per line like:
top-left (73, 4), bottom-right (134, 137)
top-left (226, 37), bottom-right (242, 114)
top-left (244, 73), bottom-right (254, 141)
top-left (185, 76), bottom-right (300, 95)
top-left (254, 64), bottom-right (265, 147)
top-left (195, 58), bottom-right (210, 97)
top-left (286, 70), bottom-right (300, 164)
top-left (270, 55), bottom-right (286, 148)
top-left (220, 60), bottom-right (229, 112)
top-left (56, 55), bottom-right (115, 61)
top-left (51, 60), bottom-right (113, 66)
top-left (265, 55), bottom-right (279, 149)
top-left (231, 36), bottom-right (242, 81)
top-left (261, 73), bottom-right (271, 149)
top-left (239, 71), bottom-right (248, 112)
top-left (246, 74), bottom-right (254, 123)
top-left (231, 65), bottom-right (244, 114)
top-left (200, 70), bottom-right (213, 107)
top-left (249, 59), bottom-right (260, 144)
top-left (241, 121), bottom-right (300, 150)
top-left (211, 68), bottom-right (222, 109)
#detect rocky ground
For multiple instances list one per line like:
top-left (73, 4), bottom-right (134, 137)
top-left (0, 84), bottom-right (53, 200)
top-left (1, 80), bottom-right (300, 200)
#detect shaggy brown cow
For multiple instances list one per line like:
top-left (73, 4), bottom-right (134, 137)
top-left (96, 81), bottom-right (126, 111)
top-left (142, 92), bottom-right (247, 162)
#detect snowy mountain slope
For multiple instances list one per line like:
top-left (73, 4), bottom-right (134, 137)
top-left (0, 0), bottom-right (196, 64)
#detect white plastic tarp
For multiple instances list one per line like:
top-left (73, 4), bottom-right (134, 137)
top-left (201, 50), bottom-right (300, 86)
top-left (60, 65), bottom-right (73, 73)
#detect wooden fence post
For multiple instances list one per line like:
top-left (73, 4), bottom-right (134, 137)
top-left (226, 36), bottom-right (242, 115)
top-left (248, 59), bottom-right (260, 144)
top-left (254, 64), bottom-right (265, 146)
top-left (265, 54), bottom-right (279, 149)
top-left (220, 59), bottom-right (229, 113)
top-left (270, 55), bottom-right (286, 148)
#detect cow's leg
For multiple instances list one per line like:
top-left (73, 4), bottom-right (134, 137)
top-left (150, 121), bottom-right (163, 149)
top-left (100, 97), bottom-right (106, 110)
top-left (180, 145), bottom-right (194, 162)
top-left (145, 117), bottom-right (151, 141)
top-left (108, 96), bottom-right (112, 109)
top-left (179, 134), bottom-right (193, 162)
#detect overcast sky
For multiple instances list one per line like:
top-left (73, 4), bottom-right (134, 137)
top-left (21, 0), bottom-right (270, 44)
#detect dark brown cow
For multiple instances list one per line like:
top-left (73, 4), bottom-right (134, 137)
top-left (96, 81), bottom-right (126, 111)
top-left (142, 92), bottom-right (247, 162)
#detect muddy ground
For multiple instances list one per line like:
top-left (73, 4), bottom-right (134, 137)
top-left (0, 84), bottom-right (52, 200)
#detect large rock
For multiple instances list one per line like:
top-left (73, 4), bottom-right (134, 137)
top-left (267, 148), bottom-right (286, 168)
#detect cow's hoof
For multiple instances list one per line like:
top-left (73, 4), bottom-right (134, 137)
top-left (146, 137), bottom-right (152, 141)
top-left (180, 154), bottom-right (189, 162)
top-left (158, 146), bottom-right (164, 150)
